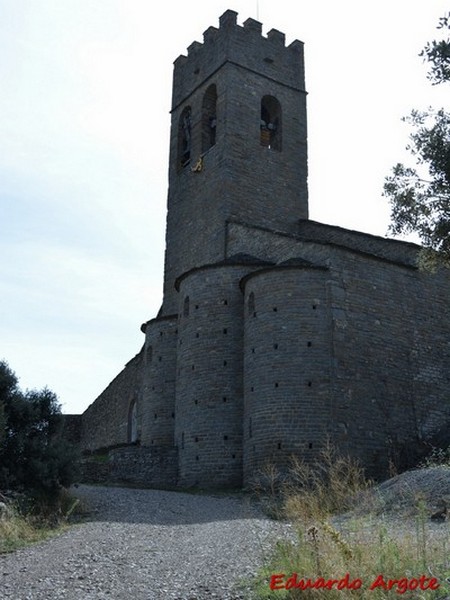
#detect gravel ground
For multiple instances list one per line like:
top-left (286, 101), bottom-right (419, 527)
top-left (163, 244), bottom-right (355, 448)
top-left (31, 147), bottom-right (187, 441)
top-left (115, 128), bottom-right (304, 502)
top-left (0, 485), bottom-right (290, 600)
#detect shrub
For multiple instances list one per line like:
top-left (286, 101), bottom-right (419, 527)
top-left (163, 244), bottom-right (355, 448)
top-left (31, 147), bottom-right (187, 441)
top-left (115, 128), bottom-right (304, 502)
top-left (420, 446), bottom-right (450, 468)
top-left (283, 442), bottom-right (371, 523)
top-left (251, 445), bottom-right (450, 599)
top-left (0, 361), bottom-right (80, 499)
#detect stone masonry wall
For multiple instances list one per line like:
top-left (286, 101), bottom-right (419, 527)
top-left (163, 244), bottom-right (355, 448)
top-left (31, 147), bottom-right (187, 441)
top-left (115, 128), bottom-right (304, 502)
top-left (80, 351), bottom-right (144, 452)
top-left (227, 220), bottom-right (421, 268)
top-left (231, 220), bottom-right (450, 480)
top-left (81, 446), bottom-right (178, 488)
top-left (326, 248), bottom-right (450, 476)
top-left (141, 315), bottom-right (177, 447)
top-left (162, 11), bottom-right (307, 315)
top-left (108, 446), bottom-right (178, 488)
top-left (297, 219), bottom-right (420, 267)
top-left (242, 266), bottom-right (331, 485)
top-left (175, 263), bottom-right (253, 488)
top-left (172, 10), bottom-right (304, 110)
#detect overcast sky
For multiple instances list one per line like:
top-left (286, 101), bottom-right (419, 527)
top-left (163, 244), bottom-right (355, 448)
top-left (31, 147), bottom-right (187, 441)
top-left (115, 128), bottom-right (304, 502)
top-left (0, 0), bottom-right (448, 414)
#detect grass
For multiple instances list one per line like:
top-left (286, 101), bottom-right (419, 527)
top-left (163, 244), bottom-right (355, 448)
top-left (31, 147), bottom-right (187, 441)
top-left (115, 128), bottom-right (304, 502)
top-left (0, 507), bottom-right (59, 553)
top-left (0, 488), bottom-right (81, 554)
top-left (89, 452), bottom-right (109, 464)
top-left (254, 518), bottom-right (450, 599)
top-left (251, 444), bottom-right (450, 599)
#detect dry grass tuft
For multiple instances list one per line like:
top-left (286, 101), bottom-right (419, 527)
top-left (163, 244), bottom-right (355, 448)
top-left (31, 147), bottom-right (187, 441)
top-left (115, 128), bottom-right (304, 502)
top-left (252, 445), bottom-right (450, 599)
top-left (0, 489), bottom-right (81, 553)
top-left (283, 443), bottom-right (371, 523)
top-left (0, 507), bottom-right (53, 553)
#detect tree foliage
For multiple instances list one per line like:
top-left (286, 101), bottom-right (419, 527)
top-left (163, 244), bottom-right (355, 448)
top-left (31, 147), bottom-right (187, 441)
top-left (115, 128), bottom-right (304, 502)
top-left (0, 361), bottom-right (79, 498)
top-left (420, 13), bottom-right (450, 85)
top-left (384, 14), bottom-right (450, 265)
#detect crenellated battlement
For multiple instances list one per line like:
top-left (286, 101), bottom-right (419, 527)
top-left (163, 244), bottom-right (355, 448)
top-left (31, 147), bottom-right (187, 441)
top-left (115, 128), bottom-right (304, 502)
top-left (164, 8), bottom-right (309, 315)
top-left (219, 8), bottom-right (238, 29)
top-left (171, 9), bottom-right (305, 110)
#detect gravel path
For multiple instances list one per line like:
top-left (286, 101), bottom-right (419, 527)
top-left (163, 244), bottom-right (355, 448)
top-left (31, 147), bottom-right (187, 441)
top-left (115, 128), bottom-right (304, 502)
top-left (0, 485), bottom-right (288, 600)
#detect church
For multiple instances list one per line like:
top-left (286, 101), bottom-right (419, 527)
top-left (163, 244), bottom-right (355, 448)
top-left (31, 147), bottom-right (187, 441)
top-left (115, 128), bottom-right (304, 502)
top-left (69, 10), bottom-right (450, 489)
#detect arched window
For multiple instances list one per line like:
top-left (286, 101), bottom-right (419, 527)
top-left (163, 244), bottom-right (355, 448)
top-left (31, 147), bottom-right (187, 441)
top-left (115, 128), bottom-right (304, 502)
top-left (178, 106), bottom-right (192, 168)
top-left (202, 84), bottom-right (217, 153)
top-left (128, 400), bottom-right (138, 443)
top-left (183, 295), bottom-right (190, 317)
top-left (260, 96), bottom-right (282, 151)
top-left (248, 292), bottom-right (255, 316)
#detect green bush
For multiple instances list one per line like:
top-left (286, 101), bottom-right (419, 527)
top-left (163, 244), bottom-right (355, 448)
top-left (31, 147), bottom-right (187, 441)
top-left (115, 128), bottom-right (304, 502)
top-left (0, 361), bottom-right (79, 500)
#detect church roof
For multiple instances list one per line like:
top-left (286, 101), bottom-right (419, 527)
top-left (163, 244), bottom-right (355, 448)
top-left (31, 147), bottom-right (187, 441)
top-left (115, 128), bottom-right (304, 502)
top-left (278, 257), bottom-right (318, 268)
top-left (239, 258), bottom-right (328, 291)
top-left (174, 255), bottom-right (275, 291)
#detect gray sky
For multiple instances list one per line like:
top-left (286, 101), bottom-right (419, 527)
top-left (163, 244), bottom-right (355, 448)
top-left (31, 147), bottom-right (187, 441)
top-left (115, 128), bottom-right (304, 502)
top-left (0, 0), bottom-right (448, 414)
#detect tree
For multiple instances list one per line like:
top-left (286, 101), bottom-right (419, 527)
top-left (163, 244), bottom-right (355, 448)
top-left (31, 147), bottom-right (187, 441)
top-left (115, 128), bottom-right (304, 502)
top-left (383, 14), bottom-right (450, 266)
top-left (421, 14), bottom-right (450, 85)
top-left (0, 361), bottom-right (79, 498)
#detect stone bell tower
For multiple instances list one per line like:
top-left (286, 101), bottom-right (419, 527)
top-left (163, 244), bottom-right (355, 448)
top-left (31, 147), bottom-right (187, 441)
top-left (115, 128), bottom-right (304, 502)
top-left (161, 9), bottom-right (308, 315)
